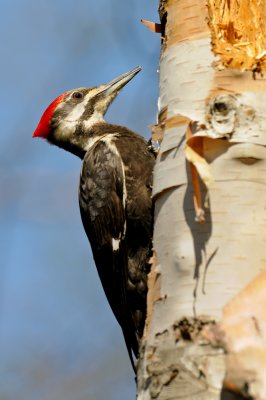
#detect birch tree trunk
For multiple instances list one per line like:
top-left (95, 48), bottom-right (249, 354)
top-left (137, 1), bottom-right (266, 399)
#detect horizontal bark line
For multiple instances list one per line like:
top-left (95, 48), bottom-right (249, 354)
top-left (164, 0), bottom-right (209, 46)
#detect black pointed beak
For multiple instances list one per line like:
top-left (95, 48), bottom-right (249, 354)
top-left (99, 66), bottom-right (142, 96)
top-left (86, 67), bottom-right (142, 117)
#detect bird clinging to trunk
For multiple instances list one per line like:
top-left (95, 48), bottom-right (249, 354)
top-left (33, 67), bottom-right (155, 371)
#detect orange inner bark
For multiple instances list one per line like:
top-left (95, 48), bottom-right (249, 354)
top-left (208, 0), bottom-right (266, 71)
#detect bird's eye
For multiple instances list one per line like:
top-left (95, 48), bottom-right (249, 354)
top-left (72, 91), bottom-right (83, 99)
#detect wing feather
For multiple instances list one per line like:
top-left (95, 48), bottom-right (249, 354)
top-left (79, 139), bottom-right (138, 364)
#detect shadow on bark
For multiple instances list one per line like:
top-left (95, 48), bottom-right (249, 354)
top-left (183, 161), bottom-right (218, 313)
top-left (221, 388), bottom-right (253, 400)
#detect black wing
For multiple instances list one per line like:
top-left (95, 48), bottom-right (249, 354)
top-left (79, 139), bottom-right (138, 366)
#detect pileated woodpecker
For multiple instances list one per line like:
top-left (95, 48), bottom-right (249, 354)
top-left (33, 67), bottom-right (155, 370)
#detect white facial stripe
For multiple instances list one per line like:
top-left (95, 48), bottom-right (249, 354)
top-left (56, 90), bottom-right (104, 139)
top-left (56, 119), bottom-right (76, 138)
top-left (65, 91), bottom-right (94, 123)
top-left (83, 111), bottom-right (104, 130)
top-left (65, 101), bottom-right (86, 122)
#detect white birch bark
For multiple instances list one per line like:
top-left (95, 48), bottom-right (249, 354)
top-left (137, 1), bottom-right (266, 399)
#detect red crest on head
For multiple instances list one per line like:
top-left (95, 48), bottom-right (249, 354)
top-left (32, 92), bottom-right (68, 138)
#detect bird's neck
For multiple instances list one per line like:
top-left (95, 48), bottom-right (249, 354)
top-left (51, 122), bottom-right (120, 159)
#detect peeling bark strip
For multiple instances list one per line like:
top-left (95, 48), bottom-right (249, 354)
top-left (145, 252), bottom-right (162, 338)
top-left (203, 270), bottom-right (266, 399)
top-left (138, 0), bottom-right (266, 399)
top-left (207, 0), bottom-right (266, 72)
top-left (160, 0), bottom-right (209, 45)
top-left (141, 19), bottom-right (162, 34)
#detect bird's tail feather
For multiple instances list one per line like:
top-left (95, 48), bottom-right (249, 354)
top-left (122, 328), bottom-right (138, 373)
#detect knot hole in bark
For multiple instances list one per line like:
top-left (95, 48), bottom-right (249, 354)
top-left (213, 101), bottom-right (229, 115)
top-left (207, 95), bottom-right (238, 137)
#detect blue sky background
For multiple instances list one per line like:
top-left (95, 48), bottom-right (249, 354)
top-left (0, 1), bottom-right (159, 399)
